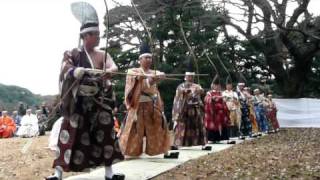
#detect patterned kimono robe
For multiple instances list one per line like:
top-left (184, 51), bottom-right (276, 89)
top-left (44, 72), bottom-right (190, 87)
top-left (266, 99), bottom-right (280, 130)
top-left (53, 47), bottom-right (123, 172)
top-left (0, 116), bottom-right (16, 138)
top-left (172, 82), bottom-right (207, 147)
top-left (119, 68), bottom-right (170, 156)
top-left (246, 95), bottom-right (259, 134)
top-left (253, 94), bottom-right (269, 132)
top-left (222, 90), bottom-right (241, 137)
top-left (204, 90), bottom-right (230, 141)
top-left (237, 90), bottom-right (252, 136)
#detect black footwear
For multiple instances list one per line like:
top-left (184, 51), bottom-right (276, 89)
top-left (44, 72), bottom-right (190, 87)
top-left (170, 146), bottom-right (179, 150)
top-left (202, 146), bottom-right (212, 151)
top-left (239, 136), bottom-right (245, 140)
top-left (105, 173), bottom-right (125, 180)
top-left (164, 152), bottom-right (179, 159)
top-left (44, 175), bottom-right (61, 180)
top-left (251, 134), bottom-right (258, 138)
top-left (227, 141), bottom-right (236, 144)
top-left (212, 141), bottom-right (222, 144)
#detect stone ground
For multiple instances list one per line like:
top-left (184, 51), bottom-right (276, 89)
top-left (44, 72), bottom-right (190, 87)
top-left (0, 128), bottom-right (319, 180)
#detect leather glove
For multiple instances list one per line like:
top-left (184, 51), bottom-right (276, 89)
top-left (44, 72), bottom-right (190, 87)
top-left (73, 67), bottom-right (85, 79)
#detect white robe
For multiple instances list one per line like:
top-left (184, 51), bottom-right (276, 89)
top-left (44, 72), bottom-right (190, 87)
top-left (48, 117), bottom-right (63, 151)
top-left (16, 114), bottom-right (39, 137)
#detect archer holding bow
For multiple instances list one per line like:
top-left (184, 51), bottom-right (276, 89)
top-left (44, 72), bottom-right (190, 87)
top-left (46, 2), bottom-right (124, 180)
top-left (119, 42), bottom-right (171, 158)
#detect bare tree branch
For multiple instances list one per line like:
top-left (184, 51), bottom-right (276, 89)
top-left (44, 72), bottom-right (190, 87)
top-left (286, 0), bottom-right (310, 28)
top-left (244, 0), bottom-right (254, 36)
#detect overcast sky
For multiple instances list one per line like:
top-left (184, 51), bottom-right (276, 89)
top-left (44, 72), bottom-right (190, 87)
top-left (0, 0), bottom-right (319, 95)
top-left (0, 0), bottom-right (129, 95)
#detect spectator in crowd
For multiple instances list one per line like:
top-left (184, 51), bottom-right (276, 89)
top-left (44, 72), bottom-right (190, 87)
top-left (12, 111), bottom-right (22, 132)
top-left (36, 109), bottom-right (47, 136)
top-left (0, 111), bottom-right (16, 138)
top-left (16, 109), bottom-right (39, 137)
top-left (41, 102), bottom-right (49, 117)
top-left (18, 102), bottom-right (26, 116)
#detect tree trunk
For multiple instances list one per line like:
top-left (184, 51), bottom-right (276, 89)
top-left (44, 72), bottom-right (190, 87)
top-left (255, 33), bottom-right (311, 98)
top-left (275, 73), bottom-right (305, 98)
top-left (272, 57), bottom-right (312, 98)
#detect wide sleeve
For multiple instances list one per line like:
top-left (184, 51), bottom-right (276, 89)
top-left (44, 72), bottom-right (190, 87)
top-left (59, 49), bottom-right (81, 117)
top-left (59, 49), bottom-right (79, 83)
top-left (172, 84), bottom-right (185, 122)
top-left (124, 68), bottom-right (143, 110)
top-left (104, 52), bottom-right (118, 72)
top-left (204, 92), bottom-right (214, 126)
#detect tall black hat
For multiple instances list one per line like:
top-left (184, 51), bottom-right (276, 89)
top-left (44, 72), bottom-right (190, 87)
top-left (211, 74), bottom-right (221, 85)
top-left (185, 56), bottom-right (195, 75)
top-left (139, 41), bottom-right (152, 59)
top-left (226, 76), bottom-right (232, 85)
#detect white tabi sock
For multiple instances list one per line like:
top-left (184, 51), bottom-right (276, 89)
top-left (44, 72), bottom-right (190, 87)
top-left (54, 167), bottom-right (63, 179)
top-left (105, 166), bottom-right (113, 179)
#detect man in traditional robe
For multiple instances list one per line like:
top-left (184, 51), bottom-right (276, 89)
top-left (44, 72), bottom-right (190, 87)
top-left (266, 94), bottom-right (280, 132)
top-left (236, 83), bottom-right (252, 138)
top-left (12, 110), bottom-right (21, 132)
top-left (204, 78), bottom-right (230, 143)
top-left (46, 3), bottom-right (124, 180)
top-left (16, 109), bottom-right (39, 137)
top-left (0, 111), bottom-right (16, 138)
top-left (243, 87), bottom-right (260, 136)
top-left (172, 72), bottom-right (207, 147)
top-left (119, 43), bottom-right (171, 158)
top-left (253, 89), bottom-right (269, 133)
top-left (222, 82), bottom-right (241, 138)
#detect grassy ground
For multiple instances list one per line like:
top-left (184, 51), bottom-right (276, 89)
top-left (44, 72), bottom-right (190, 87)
top-left (154, 128), bottom-right (320, 180)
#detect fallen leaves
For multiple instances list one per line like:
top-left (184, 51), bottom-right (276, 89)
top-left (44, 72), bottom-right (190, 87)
top-left (154, 128), bottom-right (320, 179)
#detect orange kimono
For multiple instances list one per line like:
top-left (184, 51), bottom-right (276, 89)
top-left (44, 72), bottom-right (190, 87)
top-left (119, 68), bottom-right (170, 156)
top-left (0, 116), bottom-right (16, 138)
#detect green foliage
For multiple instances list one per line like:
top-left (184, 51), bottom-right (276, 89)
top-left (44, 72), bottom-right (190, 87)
top-left (105, 0), bottom-right (225, 117)
top-left (104, 0), bottom-right (320, 117)
top-left (305, 56), bottom-right (320, 97)
top-left (0, 83), bottom-right (42, 111)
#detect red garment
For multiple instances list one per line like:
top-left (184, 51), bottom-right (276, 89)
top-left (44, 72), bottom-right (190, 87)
top-left (204, 90), bottom-right (230, 131)
top-left (0, 116), bottom-right (16, 138)
top-left (267, 106), bottom-right (280, 130)
top-left (114, 117), bottom-right (120, 133)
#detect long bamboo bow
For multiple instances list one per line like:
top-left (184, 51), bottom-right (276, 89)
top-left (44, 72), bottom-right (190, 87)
top-left (130, 0), bottom-right (157, 76)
